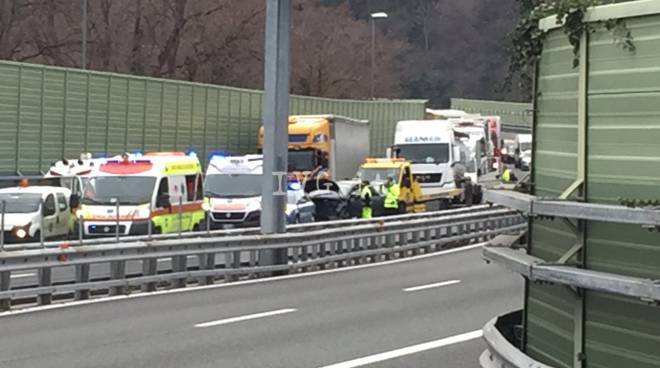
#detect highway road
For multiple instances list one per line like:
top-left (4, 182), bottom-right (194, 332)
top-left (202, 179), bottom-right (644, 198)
top-left (0, 244), bottom-right (522, 368)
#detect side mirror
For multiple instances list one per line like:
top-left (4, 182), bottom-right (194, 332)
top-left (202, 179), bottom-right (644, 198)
top-left (69, 194), bottom-right (81, 209)
top-left (156, 194), bottom-right (171, 209)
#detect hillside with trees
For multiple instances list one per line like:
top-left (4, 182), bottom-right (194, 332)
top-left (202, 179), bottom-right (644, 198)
top-left (0, 0), bottom-right (526, 105)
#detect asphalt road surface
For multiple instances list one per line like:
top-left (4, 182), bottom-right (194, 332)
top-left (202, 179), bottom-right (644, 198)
top-left (0, 245), bottom-right (522, 368)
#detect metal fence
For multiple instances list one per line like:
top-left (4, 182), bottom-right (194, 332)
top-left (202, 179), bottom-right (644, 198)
top-left (0, 206), bottom-right (525, 311)
top-left (0, 60), bottom-right (427, 174)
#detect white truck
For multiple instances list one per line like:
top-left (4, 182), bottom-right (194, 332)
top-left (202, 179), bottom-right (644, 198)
top-left (393, 120), bottom-right (463, 190)
top-left (0, 186), bottom-right (74, 243)
top-left (204, 155), bottom-right (315, 229)
top-left (515, 134), bottom-right (532, 171)
top-left (452, 119), bottom-right (489, 182)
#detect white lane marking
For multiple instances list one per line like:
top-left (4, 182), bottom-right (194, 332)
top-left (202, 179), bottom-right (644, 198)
top-left (318, 330), bottom-right (483, 368)
top-left (194, 308), bottom-right (297, 328)
top-left (10, 273), bottom-right (37, 279)
top-left (403, 280), bottom-right (461, 293)
top-left (0, 243), bottom-right (485, 318)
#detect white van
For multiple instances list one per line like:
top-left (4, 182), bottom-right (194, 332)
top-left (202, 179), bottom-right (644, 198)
top-left (0, 186), bottom-right (73, 243)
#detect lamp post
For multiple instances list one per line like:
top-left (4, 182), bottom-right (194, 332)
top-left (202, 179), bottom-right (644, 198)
top-left (370, 12), bottom-right (388, 98)
top-left (81, 0), bottom-right (88, 69)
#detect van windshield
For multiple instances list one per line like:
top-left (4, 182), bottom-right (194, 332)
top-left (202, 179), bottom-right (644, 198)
top-left (397, 144), bottom-right (450, 164)
top-left (205, 174), bottom-right (262, 198)
top-left (0, 193), bottom-right (42, 213)
top-left (520, 142), bottom-right (532, 152)
top-left (82, 176), bottom-right (156, 205)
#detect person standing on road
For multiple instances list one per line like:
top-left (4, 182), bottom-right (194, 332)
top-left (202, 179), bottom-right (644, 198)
top-left (360, 180), bottom-right (373, 219)
top-left (382, 176), bottom-right (401, 216)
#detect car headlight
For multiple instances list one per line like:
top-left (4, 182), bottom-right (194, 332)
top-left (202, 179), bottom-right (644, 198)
top-left (202, 202), bottom-right (211, 212)
top-left (12, 223), bottom-right (31, 239)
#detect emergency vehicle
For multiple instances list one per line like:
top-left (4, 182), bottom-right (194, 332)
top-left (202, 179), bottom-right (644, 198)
top-left (74, 152), bottom-right (205, 237)
top-left (204, 154), bottom-right (315, 228)
top-left (46, 153), bottom-right (99, 196)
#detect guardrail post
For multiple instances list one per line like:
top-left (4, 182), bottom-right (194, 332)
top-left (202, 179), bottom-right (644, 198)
top-left (78, 216), bottom-right (84, 244)
top-left (248, 250), bottom-right (257, 278)
top-left (171, 255), bottom-right (187, 288)
top-left (399, 231), bottom-right (409, 258)
top-left (412, 230), bottom-right (421, 256)
top-left (369, 234), bottom-right (379, 263)
top-left (357, 236), bottom-right (367, 265)
top-left (224, 246), bottom-right (237, 282)
top-left (74, 264), bottom-right (90, 300)
top-left (39, 198), bottom-right (45, 247)
top-left (423, 228), bottom-right (433, 253)
top-left (109, 261), bottom-right (126, 295)
top-left (384, 234), bottom-right (395, 261)
top-left (37, 267), bottom-right (52, 305)
top-left (0, 271), bottom-right (10, 311)
top-left (142, 258), bottom-right (158, 292)
top-left (115, 200), bottom-right (120, 242)
top-left (178, 197), bottom-right (183, 238)
top-left (1, 200), bottom-right (5, 249)
top-left (300, 244), bottom-right (310, 272)
top-left (233, 250), bottom-right (241, 276)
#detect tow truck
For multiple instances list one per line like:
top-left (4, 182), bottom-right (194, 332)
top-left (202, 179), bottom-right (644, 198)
top-left (356, 158), bottom-right (464, 214)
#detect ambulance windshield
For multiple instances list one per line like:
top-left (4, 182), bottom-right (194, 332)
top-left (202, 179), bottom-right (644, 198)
top-left (82, 176), bottom-right (157, 205)
top-left (205, 174), bottom-right (262, 198)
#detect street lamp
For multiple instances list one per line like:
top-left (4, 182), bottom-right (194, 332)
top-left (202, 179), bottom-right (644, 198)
top-left (370, 12), bottom-right (388, 98)
top-left (81, 0), bottom-right (88, 69)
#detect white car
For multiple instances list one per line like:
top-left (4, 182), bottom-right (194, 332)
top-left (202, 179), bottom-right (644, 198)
top-left (0, 186), bottom-right (74, 243)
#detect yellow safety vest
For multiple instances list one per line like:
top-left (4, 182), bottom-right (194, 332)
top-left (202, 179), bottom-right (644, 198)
top-left (502, 169), bottom-right (511, 183)
top-left (384, 184), bottom-right (400, 209)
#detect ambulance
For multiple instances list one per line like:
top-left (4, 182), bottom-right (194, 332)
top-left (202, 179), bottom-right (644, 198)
top-left (74, 152), bottom-right (205, 237)
top-left (204, 154), bottom-right (315, 229)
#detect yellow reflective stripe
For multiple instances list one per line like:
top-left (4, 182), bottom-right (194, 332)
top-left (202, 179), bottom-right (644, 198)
top-left (162, 160), bottom-right (201, 175)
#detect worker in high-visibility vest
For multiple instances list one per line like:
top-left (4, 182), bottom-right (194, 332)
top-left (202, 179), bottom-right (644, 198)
top-left (382, 176), bottom-right (401, 216)
top-left (360, 180), bottom-right (373, 219)
top-left (501, 166), bottom-right (517, 183)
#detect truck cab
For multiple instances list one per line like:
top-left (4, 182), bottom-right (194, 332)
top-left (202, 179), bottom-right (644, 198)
top-left (257, 115), bottom-right (370, 185)
top-left (0, 186), bottom-right (74, 243)
top-left (393, 120), bottom-right (460, 191)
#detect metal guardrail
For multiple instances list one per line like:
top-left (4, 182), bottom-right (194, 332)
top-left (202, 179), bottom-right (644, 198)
top-left (0, 206), bottom-right (525, 311)
top-left (485, 190), bottom-right (660, 227)
top-left (1, 205), bottom-right (496, 251)
top-left (483, 247), bottom-right (660, 303)
top-left (480, 311), bottom-right (553, 368)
